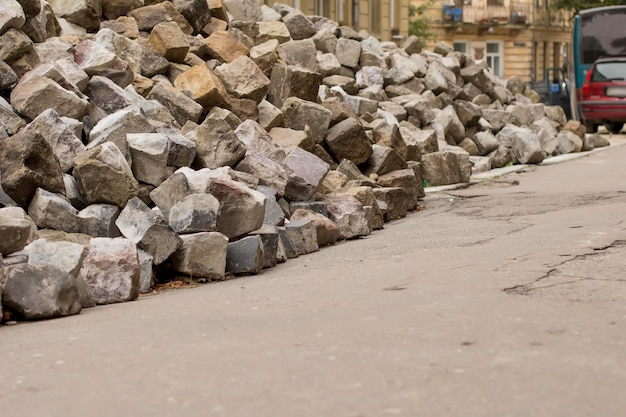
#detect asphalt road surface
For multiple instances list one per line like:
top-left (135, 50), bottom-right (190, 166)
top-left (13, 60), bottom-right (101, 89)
top-left (2, 137), bottom-right (626, 417)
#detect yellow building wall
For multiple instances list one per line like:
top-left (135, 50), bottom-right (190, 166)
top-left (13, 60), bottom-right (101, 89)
top-left (260, 0), bottom-right (410, 42)
top-left (415, 0), bottom-right (570, 83)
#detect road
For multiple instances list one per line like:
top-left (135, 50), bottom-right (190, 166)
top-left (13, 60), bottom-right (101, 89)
top-left (2, 137), bottom-right (626, 417)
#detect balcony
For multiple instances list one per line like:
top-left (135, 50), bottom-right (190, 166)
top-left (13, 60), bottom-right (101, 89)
top-left (440, 2), bottom-right (571, 27)
top-left (442, 3), bottom-right (530, 26)
top-left (533, 8), bottom-right (572, 27)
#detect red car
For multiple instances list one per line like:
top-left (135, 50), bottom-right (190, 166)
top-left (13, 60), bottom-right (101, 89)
top-left (580, 56), bottom-right (626, 134)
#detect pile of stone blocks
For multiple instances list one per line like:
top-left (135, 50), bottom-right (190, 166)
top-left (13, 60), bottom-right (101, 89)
top-left (0, 0), bottom-right (609, 322)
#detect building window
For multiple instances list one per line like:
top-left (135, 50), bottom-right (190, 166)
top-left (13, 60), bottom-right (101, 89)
top-left (486, 41), bottom-right (503, 77)
top-left (316, 0), bottom-right (332, 15)
top-left (553, 42), bottom-right (561, 68)
top-left (390, 0), bottom-right (396, 32)
top-left (338, 0), bottom-right (344, 22)
top-left (352, 0), bottom-right (359, 29)
top-left (390, 0), bottom-right (403, 36)
top-left (531, 42), bottom-right (539, 83)
top-left (453, 41), bottom-right (469, 53)
top-left (370, 0), bottom-right (381, 34)
top-left (487, 0), bottom-right (504, 6)
top-left (541, 42), bottom-right (550, 80)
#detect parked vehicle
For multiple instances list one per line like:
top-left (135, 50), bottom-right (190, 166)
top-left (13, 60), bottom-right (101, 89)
top-left (580, 56), bottom-right (626, 133)
top-left (570, 6), bottom-right (626, 132)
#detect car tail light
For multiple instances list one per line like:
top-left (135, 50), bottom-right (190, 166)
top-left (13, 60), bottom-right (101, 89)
top-left (582, 67), bottom-right (593, 97)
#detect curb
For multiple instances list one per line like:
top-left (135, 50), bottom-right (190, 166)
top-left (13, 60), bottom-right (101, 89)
top-left (425, 135), bottom-right (626, 193)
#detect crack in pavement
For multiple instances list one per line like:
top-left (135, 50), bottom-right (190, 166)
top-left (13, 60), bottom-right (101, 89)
top-left (503, 267), bottom-right (560, 295)
top-left (503, 240), bottom-right (626, 296)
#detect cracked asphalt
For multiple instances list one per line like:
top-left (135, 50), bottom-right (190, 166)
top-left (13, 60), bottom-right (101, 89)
top-left (2, 138), bottom-right (626, 417)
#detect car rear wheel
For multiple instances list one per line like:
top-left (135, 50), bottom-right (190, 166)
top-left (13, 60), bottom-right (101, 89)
top-left (584, 121), bottom-right (598, 133)
top-left (605, 122), bottom-right (624, 134)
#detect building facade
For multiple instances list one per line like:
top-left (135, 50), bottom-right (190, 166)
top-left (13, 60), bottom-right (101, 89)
top-left (262, 0), bottom-right (411, 42)
top-left (416, 0), bottom-right (572, 85)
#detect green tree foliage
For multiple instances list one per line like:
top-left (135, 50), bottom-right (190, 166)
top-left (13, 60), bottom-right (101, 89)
top-left (552, 0), bottom-right (626, 16)
top-left (408, 1), bottom-right (437, 42)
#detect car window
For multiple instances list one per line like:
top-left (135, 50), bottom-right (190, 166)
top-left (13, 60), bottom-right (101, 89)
top-left (591, 62), bottom-right (626, 81)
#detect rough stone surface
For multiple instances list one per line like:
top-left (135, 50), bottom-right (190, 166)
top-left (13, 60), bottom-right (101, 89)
top-left (334, 186), bottom-right (384, 231)
top-left (324, 195), bottom-right (371, 240)
top-left (1, 263), bottom-right (82, 320)
top-left (0, 207), bottom-right (33, 256)
top-left (282, 97), bottom-right (333, 144)
top-left (226, 235), bottom-right (265, 275)
top-left (278, 39), bottom-right (318, 71)
top-left (174, 63), bottom-right (230, 110)
top-left (364, 144), bottom-right (408, 177)
top-left (336, 38), bottom-right (361, 68)
top-left (127, 133), bottom-right (170, 186)
top-left (235, 152), bottom-right (290, 196)
top-left (171, 232), bottom-right (228, 280)
top-left (283, 10), bottom-right (316, 40)
top-left (18, 109), bottom-right (85, 172)
top-left (256, 21), bottom-right (291, 44)
top-left (269, 127), bottom-right (314, 154)
top-left (146, 83), bottom-right (203, 127)
top-left (168, 193), bottom-right (220, 234)
top-left (77, 204), bottom-right (121, 238)
top-left (0, 61), bottom-right (19, 90)
top-left (0, 128), bottom-right (65, 209)
top-left (284, 219), bottom-right (319, 255)
top-left (183, 117), bottom-right (247, 169)
top-left (87, 107), bottom-right (156, 164)
top-left (290, 208), bottom-right (339, 247)
top-left (204, 30), bottom-right (249, 63)
top-left (0, 103), bottom-right (26, 136)
top-left (377, 169), bottom-right (421, 211)
top-left (28, 188), bottom-right (80, 234)
top-left (88, 75), bottom-right (134, 115)
top-left (206, 176), bottom-right (266, 239)
top-left (19, 238), bottom-right (94, 308)
top-left (74, 40), bottom-right (134, 87)
top-left (556, 130), bottom-right (584, 154)
top-left (248, 224), bottom-right (280, 268)
top-left (79, 237), bottom-right (140, 305)
top-left (10, 75), bottom-right (89, 120)
top-left (149, 171), bottom-right (190, 219)
top-left (421, 150), bottom-right (468, 186)
top-left (324, 117), bottom-right (372, 165)
top-left (258, 185), bottom-right (285, 227)
top-left (472, 131), bottom-right (500, 156)
top-left (497, 125), bottom-right (544, 164)
top-left (215, 55), bottom-right (270, 104)
top-left (73, 142), bottom-right (139, 207)
top-left (283, 147), bottom-right (330, 202)
top-left (373, 187), bottom-right (410, 221)
top-left (0, 1), bottom-right (26, 36)
top-left (235, 119), bottom-right (286, 163)
top-left (148, 21), bottom-right (190, 64)
top-left (223, 0), bottom-right (262, 22)
top-left (268, 64), bottom-right (322, 109)
top-left (115, 197), bottom-right (182, 265)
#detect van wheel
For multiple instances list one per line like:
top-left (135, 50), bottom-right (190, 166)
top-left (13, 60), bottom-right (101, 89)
top-left (584, 121), bottom-right (598, 133)
top-left (605, 122), bottom-right (624, 134)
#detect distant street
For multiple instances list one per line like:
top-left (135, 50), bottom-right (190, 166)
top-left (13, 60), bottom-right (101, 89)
top-left (2, 136), bottom-right (626, 417)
